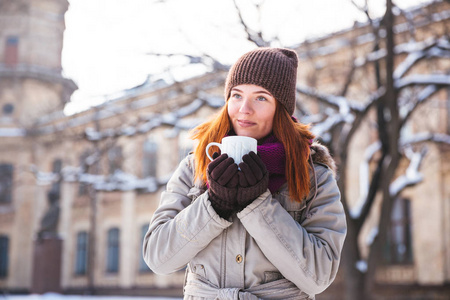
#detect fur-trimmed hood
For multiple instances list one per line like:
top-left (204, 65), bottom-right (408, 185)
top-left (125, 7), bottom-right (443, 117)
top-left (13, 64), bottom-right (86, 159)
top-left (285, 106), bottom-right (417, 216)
top-left (310, 142), bottom-right (337, 178)
top-left (303, 142), bottom-right (338, 219)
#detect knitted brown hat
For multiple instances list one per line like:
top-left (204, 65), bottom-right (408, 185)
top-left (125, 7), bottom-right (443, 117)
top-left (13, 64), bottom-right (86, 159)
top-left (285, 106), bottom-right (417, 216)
top-left (224, 47), bottom-right (298, 115)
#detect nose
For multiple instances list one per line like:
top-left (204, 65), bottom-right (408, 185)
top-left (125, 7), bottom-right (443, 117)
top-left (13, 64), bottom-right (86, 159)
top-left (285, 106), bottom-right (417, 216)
top-left (239, 98), bottom-right (252, 114)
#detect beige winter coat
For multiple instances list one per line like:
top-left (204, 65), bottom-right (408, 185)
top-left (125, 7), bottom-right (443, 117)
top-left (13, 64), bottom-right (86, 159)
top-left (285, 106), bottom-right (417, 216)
top-left (143, 143), bottom-right (347, 300)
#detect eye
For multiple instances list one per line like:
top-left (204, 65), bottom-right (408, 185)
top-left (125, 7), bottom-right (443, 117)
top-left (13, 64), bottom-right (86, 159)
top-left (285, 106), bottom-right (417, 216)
top-left (231, 93), bottom-right (242, 100)
top-left (256, 96), bottom-right (267, 102)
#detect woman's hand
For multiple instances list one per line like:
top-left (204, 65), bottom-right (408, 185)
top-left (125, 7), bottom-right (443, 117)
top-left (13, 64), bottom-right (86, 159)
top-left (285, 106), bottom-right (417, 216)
top-left (207, 153), bottom-right (239, 219)
top-left (237, 151), bottom-right (269, 210)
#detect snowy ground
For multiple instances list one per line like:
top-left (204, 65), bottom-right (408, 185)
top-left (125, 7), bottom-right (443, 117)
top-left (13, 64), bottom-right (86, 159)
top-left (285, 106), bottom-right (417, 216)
top-left (0, 294), bottom-right (181, 300)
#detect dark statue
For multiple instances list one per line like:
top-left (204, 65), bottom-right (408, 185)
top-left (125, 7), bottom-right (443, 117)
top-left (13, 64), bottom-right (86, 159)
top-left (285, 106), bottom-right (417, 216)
top-left (38, 187), bottom-right (60, 239)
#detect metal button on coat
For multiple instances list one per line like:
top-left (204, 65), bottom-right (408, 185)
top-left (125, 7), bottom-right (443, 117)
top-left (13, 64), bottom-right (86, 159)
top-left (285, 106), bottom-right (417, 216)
top-left (236, 254), bottom-right (243, 264)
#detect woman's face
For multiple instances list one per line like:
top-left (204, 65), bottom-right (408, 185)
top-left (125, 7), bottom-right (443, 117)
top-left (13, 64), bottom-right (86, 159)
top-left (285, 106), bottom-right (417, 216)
top-left (227, 84), bottom-right (277, 140)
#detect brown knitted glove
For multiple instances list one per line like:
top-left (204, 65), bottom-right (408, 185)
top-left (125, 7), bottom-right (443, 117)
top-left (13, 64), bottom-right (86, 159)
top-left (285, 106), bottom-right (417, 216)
top-left (237, 151), bottom-right (269, 210)
top-left (207, 153), bottom-right (239, 219)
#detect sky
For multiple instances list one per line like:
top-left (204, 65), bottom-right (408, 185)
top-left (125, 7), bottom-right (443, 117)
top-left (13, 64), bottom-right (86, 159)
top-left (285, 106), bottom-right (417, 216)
top-left (61, 0), bottom-right (433, 115)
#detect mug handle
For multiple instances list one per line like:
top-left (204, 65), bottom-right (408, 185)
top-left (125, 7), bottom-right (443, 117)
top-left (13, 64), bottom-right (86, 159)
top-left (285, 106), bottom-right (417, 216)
top-left (206, 142), bottom-right (222, 161)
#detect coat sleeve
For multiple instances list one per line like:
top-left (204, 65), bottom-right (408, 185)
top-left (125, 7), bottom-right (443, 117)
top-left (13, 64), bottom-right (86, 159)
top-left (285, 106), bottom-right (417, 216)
top-left (237, 166), bottom-right (347, 296)
top-left (143, 156), bottom-right (232, 274)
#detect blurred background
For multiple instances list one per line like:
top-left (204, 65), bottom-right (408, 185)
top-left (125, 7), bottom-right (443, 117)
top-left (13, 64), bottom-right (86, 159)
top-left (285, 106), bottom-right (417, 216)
top-left (0, 0), bottom-right (449, 299)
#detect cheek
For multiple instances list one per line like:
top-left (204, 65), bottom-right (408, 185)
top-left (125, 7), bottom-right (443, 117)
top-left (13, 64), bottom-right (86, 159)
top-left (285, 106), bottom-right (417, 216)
top-left (259, 110), bottom-right (275, 131)
top-left (227, 102), bottom-right (238, 118)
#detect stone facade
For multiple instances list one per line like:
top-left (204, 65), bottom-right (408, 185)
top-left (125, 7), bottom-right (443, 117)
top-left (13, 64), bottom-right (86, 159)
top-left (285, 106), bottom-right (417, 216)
top-left (0, 0), bottom-right (449, 298)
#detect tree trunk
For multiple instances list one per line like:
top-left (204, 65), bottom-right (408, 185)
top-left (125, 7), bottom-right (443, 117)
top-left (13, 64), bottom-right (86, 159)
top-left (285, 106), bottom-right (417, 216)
top-left (87, 110), bottom-right (102, 294)
top-left (336, 151), bottom-right (366, 300)
top-left (342, 218), bottom-right (365, 300)
top-left (365, 1), bottom-right (400, 298)
top-left (87, 185), bottom-right (97, 294)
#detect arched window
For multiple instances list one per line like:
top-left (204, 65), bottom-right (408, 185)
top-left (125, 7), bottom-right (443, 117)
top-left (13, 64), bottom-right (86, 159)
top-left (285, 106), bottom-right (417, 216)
top-left (0, 164), bottom-right (13, 203)
top-left (75, 231), bottom-right (88, 275)
top-left (106, 228), bottom-right (120, 273)
top-left (142, 138), bottom-right (158, 178)
top-left (385, 197), bottom-right (413, 264)
top-left (108, 146), bottom-right (123, 174)
top-left (139, 224), bottom-right (152, 273)
top-left (0, 235), bottom-right (9, 278)
top-left (4, 36), bottom-right (18, 67)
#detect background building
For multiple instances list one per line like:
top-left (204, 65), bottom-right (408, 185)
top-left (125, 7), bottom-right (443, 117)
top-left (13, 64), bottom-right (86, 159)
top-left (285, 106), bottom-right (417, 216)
top-left (0, 0), bottom-right (449, 299)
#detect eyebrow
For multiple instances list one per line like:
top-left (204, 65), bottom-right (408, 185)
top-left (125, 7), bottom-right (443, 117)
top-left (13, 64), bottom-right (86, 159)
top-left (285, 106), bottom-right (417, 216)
top-left (231, 88), bottom-right (273, 96)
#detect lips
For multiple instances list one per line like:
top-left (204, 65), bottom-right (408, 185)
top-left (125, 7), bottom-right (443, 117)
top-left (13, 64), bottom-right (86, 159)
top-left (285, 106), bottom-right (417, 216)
top-left (237, 119), bottom-right (256, 127)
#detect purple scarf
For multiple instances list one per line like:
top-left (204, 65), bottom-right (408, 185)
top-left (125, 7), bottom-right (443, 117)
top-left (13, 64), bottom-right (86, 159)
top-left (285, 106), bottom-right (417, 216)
top-left (257, 135), bottom-right (287, 193)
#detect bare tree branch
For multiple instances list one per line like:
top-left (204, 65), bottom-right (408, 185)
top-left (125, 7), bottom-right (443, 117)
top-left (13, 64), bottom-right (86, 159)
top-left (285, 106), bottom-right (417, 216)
top-left (232, 0), bottom-right (269, 47)
top-left (350, 141), bottom-right (381, 219)
top-left (351, 0), bottom-right (370, 21)
top-left (400, 84), bottom-right (439, 127)
top-left (395, 74), bottom-right (450, 89)
top-left (400, 132), bottom-right (450, 146)
top-left (296, 85), bottom-right (368, 113)
top-left (389, 147), bottom-right (427, 198)
top-left (145, 51), bottom-right (229, 72)
top-left (83, 92), bottom-right (224, 141)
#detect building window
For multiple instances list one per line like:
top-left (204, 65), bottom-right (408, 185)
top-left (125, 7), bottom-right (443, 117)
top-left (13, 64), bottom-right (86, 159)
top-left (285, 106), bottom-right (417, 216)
top-left (78, 182), bottom-right (88, 196)
top-left (139, 224), bottom-right (151, 273)
top-left (0, 164), bottom-right (13, 203)
top-left (4, 36), bottom-right (18, 67)
top-left (106, 227), bottom-right (119, 273)
top-left (108, 146), bottom-right (122, 174)
top-left (2, 103), bottom-right (14, 115)
top-left (385, 198), bottom-right (413, 265)
top-left (142, 138), bottom-right (157, 178)
top-left (447, 87), bottom-right (450, 134)
top-left (0, 235), bottom-right (9, 278)
top-left (75, 231), bottom-right (88, 275)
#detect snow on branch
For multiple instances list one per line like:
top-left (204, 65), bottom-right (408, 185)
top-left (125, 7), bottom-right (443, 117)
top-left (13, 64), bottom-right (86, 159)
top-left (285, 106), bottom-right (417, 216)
top-left (297, 86), bottom-right (385, 141)
top-left (355, 37), bottom-right (447, 70)
top-left (89, 170), bottom-right (170, 192)
top-left (400, 84), bottom-right (438, 123)
top-left (145, 51), bottom-right (228, 71)
top-left (395, 74), bottom-right (450, 90)
top-left (85, 93), bottom-right (224, 141)
top-left (437, 38), bottom-right (450, 51)
top-left (29, 165), bottom-right (60, 185)
top-left (393, 38), bottom-right (450, 80)
top-left (389, 147), bottom-right (426, 198)
top-left (62, 166), bottom-right (170, 193)
top-left (393, 51), bottom-right (427, 79)
top-left (390, 133), bottom-right (450, 198)
top-left (400, 132), bottom-right (450, 146)
top-left (296, 85), bottom-right (365, 113)
top-left (350, 141), bottom-right (382, 219)
top-left (311, 112), bottom-right (348, 142)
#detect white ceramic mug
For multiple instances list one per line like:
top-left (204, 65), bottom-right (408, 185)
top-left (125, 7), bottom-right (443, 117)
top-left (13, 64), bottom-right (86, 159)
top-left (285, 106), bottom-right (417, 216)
top-left (206, 136), bottom-right (257, 165)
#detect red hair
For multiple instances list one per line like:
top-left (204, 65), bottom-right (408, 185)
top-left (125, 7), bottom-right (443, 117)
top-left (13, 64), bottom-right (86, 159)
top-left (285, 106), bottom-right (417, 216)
top-left (190, 104), bottom-right (231, 184)
top-left (272, 103), bottom-right (315, 202)
top-left (190, 102), bottom-right (314, 203)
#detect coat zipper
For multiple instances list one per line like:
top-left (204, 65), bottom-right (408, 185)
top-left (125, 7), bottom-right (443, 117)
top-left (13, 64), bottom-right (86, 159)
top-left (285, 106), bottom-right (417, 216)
top-left (220, 227), bottom-right (228, 288)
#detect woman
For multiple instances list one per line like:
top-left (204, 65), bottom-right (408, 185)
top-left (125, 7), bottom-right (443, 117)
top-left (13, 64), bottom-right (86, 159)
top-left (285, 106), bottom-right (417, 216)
top-left (143, 47), bottom-right (347, 299)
